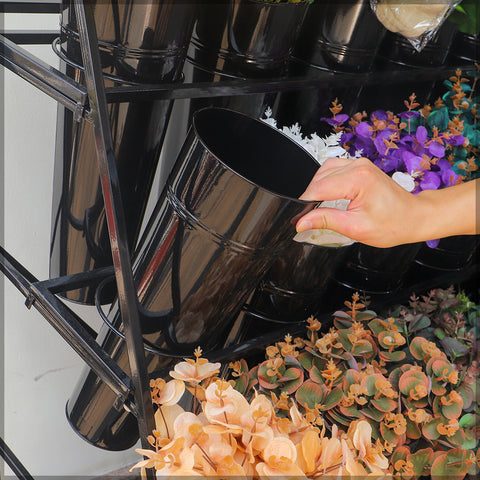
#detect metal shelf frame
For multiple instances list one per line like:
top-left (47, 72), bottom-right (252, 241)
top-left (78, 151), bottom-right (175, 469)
top-left (1, 1), bottom-right (478, 478)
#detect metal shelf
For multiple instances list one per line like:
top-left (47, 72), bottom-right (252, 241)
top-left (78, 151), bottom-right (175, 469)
top-left (1, 1), bottom-right (478, 478)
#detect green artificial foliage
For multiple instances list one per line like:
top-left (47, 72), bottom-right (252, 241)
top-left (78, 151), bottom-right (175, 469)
top-left (448, 0), bottom-right (480, 35)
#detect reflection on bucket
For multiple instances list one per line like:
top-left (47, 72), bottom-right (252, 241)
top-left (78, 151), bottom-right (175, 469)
top-left (332, 243), bottom-right (422, 296)
top-left (275, 0), bottom-right (385, 137)
top-left (66, 107), bottom-right (319, 450)
top-left (185, 0), bottom-right (309, 119)
top-left (247, 242), bottom-right (349, 323)
top-left (50, 0), bottom-right (197, 303)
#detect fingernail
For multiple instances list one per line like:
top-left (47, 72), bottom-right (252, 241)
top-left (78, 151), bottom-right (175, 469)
top-left (296, 219), bottom-right (312, 233)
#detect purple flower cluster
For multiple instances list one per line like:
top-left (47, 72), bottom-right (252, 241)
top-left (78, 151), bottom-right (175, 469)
top-left (321, 107), bottom-right (465, 196)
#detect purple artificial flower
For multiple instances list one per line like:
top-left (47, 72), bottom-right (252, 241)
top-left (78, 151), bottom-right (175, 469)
top-left (321, 113), bottom-right (349, 127)
top-left (441, 167), bottom-right (460, 187)
top-left (340, 132), bottom-right (354, 144)
top-left (426, 239), bottom-right (440, 248)
top-left (420, 171), bottom-right (441, 191)
top-left (370, 110), bottom-right (388, 121)
top-left (380, 157), bottom-right (403, 173)
top-left (398, 111), bottom-right (421, 120)
top-left (428, 141), bottom-right (445, 158)
top-left (355, 121), bottom-right (373, 139)
top-left (403, 150), bottom-right (424, 175)
top-left (444, 134), bottom-right (466, 146)
top-left (373, 129), bottom-right (395, 156)
top-left (415, 126), bottom-right (428, 144)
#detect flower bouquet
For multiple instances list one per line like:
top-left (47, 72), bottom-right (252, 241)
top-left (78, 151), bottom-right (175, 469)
top-left (132, 288), bottom-right (479, 479)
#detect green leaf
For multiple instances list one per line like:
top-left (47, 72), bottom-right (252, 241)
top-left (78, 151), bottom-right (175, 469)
top-left (379, 350), bottom-right (406, 362)
top-left (323, 387), bottom-right (343, 409)
top-left (457, 383), bottom-right (474, 410)
top-left (368, 318), bottom-right (386, 337)
top-left (297, 351), bottom-right (313, 370)
top-left (410, 336), bottom-right (428, 361)
top-left (406, 418), bottom-right (422, 440)
top-left (440, 336), bottom-right (469, 358)
top-left (371, 397), bottom-right (397, 413)
top-left (361, 406), bottom-right (385, 422)
top-left (431, 449), bottom-right (475, 480)
top-left (278, 367), bottom-right (304, 395)
top-left (295, 380), bottom-right (324, 409)
top-left (351, 339), bottom-right (374, 356)
top-left (427, 106), bottom-right (450, 131)
top-left (309, 365), bottom-right (324, 385)
top-left (409, 314), bottom-right (431, 332)
top-left (422, 417), bottom-right (443, 440)
top-left (398, 370), bottom-right (429, 397)
top-left (459, 413), bottom-right (477, 428)
top-left (355, 310), bottom-right (376, 322)
top-left (434, 328), bottom-right (446, 340)
top-left (441, 398), bottom-right (463, 420)
top-left (284, 355), bottom-right (302, 368)
top-left (409, 448), bottom-right (434, 478)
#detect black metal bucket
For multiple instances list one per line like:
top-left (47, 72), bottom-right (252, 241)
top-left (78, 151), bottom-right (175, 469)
top-left (50, 0), bottom-right (197, 304)
top-left (358, 20), bottom-right (457, 112)
top-left (274, 0), bottom-right (385, 136)
top-left (185, 0), bottom-right (309, 119)
top-left (66, 107), bottom-right (319, 450)
top-left (332, 242), bottom-right (422, 295)
top-left (247, 242), bottom-right (349, 323)
top-left (448, 31), bottom-right (480, 64)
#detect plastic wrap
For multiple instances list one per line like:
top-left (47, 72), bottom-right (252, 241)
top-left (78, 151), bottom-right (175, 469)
top-left (370, 0), bottom-right (460, 51)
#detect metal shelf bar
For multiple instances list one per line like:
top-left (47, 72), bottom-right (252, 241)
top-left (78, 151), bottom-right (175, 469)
top-left (104, 64), bottom-right (471, 104)
top-left (0, 34), bottom-right (87, 120)
top-left (73, 1), bottom-right (156, 471)
top-left (1, 30), bottom-right (59, 45)
top-left (0, 437), bottom-right (34, 480)
top-left (0, 247), bottom-right (135, 413)
top-left (0, 0), bottom-right (61, 14)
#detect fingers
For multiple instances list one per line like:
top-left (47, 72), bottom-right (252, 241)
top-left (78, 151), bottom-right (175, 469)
top-left (299, 157), bottom-right (377, 202)
top-left (295, 207), bottom-right (350, 235)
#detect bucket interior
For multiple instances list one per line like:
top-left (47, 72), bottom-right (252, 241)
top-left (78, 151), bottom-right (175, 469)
top-left (193, 108), bottom-right (319, 199)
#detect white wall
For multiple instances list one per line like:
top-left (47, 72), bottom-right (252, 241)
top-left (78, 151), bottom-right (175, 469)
top-left (1, 11), bottom-right (143, 477)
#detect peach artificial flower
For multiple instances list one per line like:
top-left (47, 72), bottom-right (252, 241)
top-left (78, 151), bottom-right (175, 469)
top-left (169, 347), bottom-right (221, 385)
top-left (151, 378), bottom-right (185, 406)
top-left (256, 437), bottom-right (307, 479)
top-left (349, 420), bottom-right (389, 473)
top-left (204, 379), bottom-right (250, 430)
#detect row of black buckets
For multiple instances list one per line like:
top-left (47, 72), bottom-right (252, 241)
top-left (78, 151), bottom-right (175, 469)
top-left (49, 1), bottom-right (479, 451)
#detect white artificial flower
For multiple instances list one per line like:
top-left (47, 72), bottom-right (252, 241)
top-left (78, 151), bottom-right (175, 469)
top-left (261, 106), bottom-right (277, 128)
top-left (392, 171), bottom-right (416, 192)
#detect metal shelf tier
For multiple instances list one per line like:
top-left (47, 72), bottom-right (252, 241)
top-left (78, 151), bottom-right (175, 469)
top-left (1, 1), bottom-right (478, 478)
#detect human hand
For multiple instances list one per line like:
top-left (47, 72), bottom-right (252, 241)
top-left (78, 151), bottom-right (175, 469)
top-left (295, 157), bottom-right (424, 248)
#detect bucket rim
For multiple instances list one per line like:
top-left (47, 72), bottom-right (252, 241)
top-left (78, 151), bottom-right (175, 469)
top-left (191, 107), bottom-right (319, 205)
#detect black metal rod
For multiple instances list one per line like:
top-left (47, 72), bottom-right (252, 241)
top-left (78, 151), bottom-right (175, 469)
top-left (73, 0), bottom-right (156, 464)
top-left (0, 34), bottom-right (87, 120)
top-left (1, 30), bottom-right (59, 45)
top-left (103, 64), bottom-right (472, 104)
top-left (0, 246), bottom-right (135, 413)
top-left (0, 0), bottom-right (61, 14)
top-left (0, 437), bottom-right (35, 480)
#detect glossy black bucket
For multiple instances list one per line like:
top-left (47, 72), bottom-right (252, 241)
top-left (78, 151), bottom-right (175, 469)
top-left (448, 31), bottom-right (480, 63)
top-left (185, 0), bottom-right (309, 119)
top-left (50, 0), bottom-right (197, 304)
top-left (247, 242), bottom-right (348, 323)
top-left (415, 235), bottom-right (480, 271)
top-left (358, 21), bottom-right (457, 112)
top-left (275, 0), bottom-right (385, 136)
top-left (332, 242), bottom-right (422, 295)
top-left (66, 107), bottom-right (319, 450)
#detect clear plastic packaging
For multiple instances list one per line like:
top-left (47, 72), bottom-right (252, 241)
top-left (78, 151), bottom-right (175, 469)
top-left (370, 0), bottom-right (461, 51)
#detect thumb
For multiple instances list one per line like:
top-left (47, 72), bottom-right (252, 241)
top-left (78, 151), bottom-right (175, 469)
top-left (295, 207), bottom-right (351, 236)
